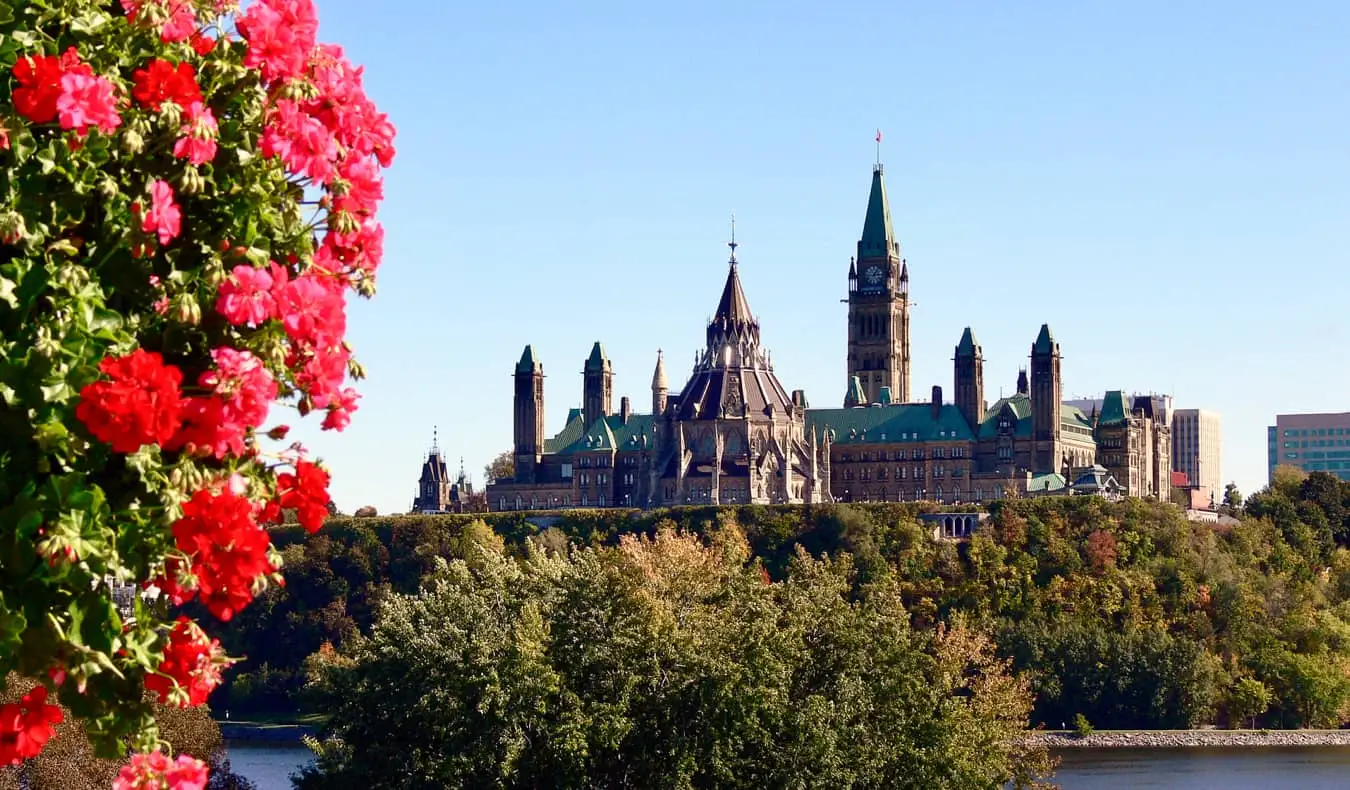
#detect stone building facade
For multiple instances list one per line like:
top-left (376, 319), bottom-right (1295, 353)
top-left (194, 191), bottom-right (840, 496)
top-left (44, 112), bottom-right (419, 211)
top-left (411, 432), bottom-right (479, 513)
top-left (483, 161), bottom-right (1170, 511)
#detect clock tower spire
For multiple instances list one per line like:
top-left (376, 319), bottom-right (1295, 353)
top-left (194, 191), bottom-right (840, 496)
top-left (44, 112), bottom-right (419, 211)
top-left (845, 158), bottom-right (910, 406)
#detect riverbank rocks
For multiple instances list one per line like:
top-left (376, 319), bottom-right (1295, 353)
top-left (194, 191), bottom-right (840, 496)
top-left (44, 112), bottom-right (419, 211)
top-left (1023, 730), bottom-right (1350, 749)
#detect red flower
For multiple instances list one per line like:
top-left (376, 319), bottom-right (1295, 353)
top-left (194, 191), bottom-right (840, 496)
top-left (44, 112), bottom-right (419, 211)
top-left (131, 59), bottom-right (202, 112)
top-left (145, 618), bottom-right (227, 707)
top-left (171, 488), bottom-right (276, 621)
top-left (171, 347), bottom-right (277, 459)
top-left (114, 750), bottom-right (210, 790)
top-left (75, 349), bottom-right (184, 453)
top-left (12, 48), bottom-right (91, 124)
top-left (0, 685), bottom-right (64, 766)
top-left (189, 32), bottom-right (217, 56)
top-left (276, 273), bottom-right (345, 346)
top-left (276, 460), bottom-right (331, 532)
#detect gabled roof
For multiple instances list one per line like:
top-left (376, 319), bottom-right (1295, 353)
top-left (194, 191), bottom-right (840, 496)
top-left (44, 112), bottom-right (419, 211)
top-left (806, 404), bottom-right (975, 445)
top-left (859, 165), bottom-right (898, 258)
top-left (545, 412), bottom-right (659, 456)
top-left (979, 395), bottom-right (1033, 439)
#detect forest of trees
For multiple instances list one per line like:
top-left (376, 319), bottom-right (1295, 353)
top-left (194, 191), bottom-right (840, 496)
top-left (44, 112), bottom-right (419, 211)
top-left (202, 467), bottom-right (1350, 739)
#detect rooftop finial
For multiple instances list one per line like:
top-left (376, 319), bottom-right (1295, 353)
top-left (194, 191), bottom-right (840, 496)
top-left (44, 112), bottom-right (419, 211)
top-left (431, 425), bottom-right (439, 454)
top-left (875, 128), bottom-right (882, 169)
top-left (728, 213), bottom-right (738, 265)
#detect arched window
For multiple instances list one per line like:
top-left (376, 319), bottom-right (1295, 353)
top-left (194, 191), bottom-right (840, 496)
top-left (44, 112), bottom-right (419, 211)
top-left (515, 495), bottom-right (522, 510)
top-left (581, 493), bottom-right (588, 507)
top-left (935, 486), bottom-right (943, 503)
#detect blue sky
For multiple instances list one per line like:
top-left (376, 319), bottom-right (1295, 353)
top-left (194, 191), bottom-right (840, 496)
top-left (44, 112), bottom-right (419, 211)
top-left (294, 0), bottom-right (1349, 513)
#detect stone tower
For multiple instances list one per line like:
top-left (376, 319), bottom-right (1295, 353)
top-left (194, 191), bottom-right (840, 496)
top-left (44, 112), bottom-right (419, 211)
top-left (583, 341), bottom-right (613, 427)
top-left (651, 349), bottom-right (668, 415)
top-left (513, 345), bottom-right (544, 483)
top-left (1030, 324), bottom-right (1062, 474)
top-left (845, 163), bottom-right (910, 406)
top-left (954, 327), bottom-right (984, 432)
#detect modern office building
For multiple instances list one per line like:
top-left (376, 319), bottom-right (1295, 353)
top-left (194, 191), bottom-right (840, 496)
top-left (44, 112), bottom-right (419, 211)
top-left (1268, 412), bottom-right (1350, 482)
top-left (1172, 409), bottom-right (1222, 499)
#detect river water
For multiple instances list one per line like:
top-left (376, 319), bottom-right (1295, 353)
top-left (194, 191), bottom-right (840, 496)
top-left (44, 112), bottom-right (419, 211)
top-left (227, 742), bottom-right (1350, 789)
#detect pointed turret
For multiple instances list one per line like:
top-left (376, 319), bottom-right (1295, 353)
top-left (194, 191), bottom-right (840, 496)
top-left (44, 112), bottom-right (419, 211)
top-left (583, 341), bottom-right (613, 427)
top-left (713, 262), bottom-right (755, 327)
top-left (955, 327), bottom-right (978, 358)
top-left (513, 345), bottom-right (545, 483)
top-left (651, 349), bottom-right (668, 415)
top-left (859, 165), bottom-right (899, 259)
top-left (516, 344), bottom-right (541, 373)
top-left (954, 327), bottom-right (984, 430)
top-left (1033, 323), bottom-right (1056, 355)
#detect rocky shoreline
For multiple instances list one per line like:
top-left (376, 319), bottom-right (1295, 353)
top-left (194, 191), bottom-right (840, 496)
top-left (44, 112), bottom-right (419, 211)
top-left (1024, 730), bottom-right (1350, 749)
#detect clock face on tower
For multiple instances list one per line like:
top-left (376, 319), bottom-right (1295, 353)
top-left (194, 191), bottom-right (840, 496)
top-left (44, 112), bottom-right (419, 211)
top-left (864, 265), bottom-right (885, 287)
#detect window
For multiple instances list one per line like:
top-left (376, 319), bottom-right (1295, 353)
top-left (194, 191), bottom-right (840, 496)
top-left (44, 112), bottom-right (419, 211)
top-left (598, 494), bottom-right (606, 507)
top-left (581, 493), bottom-right (588, 506)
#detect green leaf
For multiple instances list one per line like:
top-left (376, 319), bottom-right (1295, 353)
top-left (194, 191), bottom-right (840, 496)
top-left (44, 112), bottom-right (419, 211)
top-left (40, 380), bottom-right (74, 403)
top-left (0, 275), bottom-right (16, 308)
top-left (0, 2), bottom-right (13, 25)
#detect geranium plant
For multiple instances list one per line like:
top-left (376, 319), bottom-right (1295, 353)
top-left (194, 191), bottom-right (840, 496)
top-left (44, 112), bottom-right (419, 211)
top-left (0, 0), bottom-right (393, 783)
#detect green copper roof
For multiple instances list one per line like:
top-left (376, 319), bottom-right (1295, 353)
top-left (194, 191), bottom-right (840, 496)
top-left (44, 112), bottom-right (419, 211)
top-left (544, 412), bottom-right (658, 457)
top-left (877, 386), bottom-right (893, 405)
top-left (1097, 390), bottom-right (1128, 426)
top-left (978, 395), bottom-right (1033, 439)
top-left (1027, 473), bottom-right (1067, 493)
top-left (846, 375), bottom-right (866, 407)
top-left (1033, 324), bottom-right (1056, 354)
top-left (956, 327), bottom-right (979, 357)
top-left (516, 345), bottom-right (541, 373)
top-left (584, 342), bottom-right (608, 371)
top-left (859, 166), bottom-right (897, 258)
top-left (806, 403), bottom-right (976, 445)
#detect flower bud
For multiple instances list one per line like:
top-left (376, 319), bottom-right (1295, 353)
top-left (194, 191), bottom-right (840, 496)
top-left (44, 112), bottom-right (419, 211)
top-left (121, 127), bottom-right (145, 155)
top-left (267, 425), bottom-right (291, 440)
top-left (0, 211), bottom-right (27, 245)
top-left (179, 165), bottom-right (205, 195)
top-left (160, 101), bottom-right (183, 130)
top-left (174, 295), bottom-right (201, 326)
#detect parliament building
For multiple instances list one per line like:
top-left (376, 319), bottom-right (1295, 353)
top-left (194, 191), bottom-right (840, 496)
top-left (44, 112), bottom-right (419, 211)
top-left (484, 162), bottom-right (1171, 512)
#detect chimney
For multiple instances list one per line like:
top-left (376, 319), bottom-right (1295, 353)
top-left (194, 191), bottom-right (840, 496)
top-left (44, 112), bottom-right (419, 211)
top-left (620, 396), bottom-right (631, 424)
top-left (931, 385), bottom-right (942, 421)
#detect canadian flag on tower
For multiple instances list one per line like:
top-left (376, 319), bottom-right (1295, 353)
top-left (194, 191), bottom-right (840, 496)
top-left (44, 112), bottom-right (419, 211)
top-left (876, 129), bottom-right (882, 143)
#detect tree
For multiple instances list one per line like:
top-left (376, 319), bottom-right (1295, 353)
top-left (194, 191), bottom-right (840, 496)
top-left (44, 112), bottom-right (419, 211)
top-left (1222, 482), bottom-right (1244, 514)
top-left (297, 530), bottom-right (1052, 789)
top-left (1227, 677), bottom-right (1273, 729)
top-left (0, 0), bottom-right (394, 778)
top-left (484, 450), bottom-right (515, 484)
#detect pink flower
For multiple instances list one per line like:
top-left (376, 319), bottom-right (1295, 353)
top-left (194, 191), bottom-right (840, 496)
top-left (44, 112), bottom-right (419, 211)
top-left (315, 218), bottom-right (384, 280)
top-left (173, 101), bottom-right (218, 165)
top-left (121, 0), bottom-right (199, 43)
top-left (199, 347), bottom-right (276, 433)
top-left (56, 72), bottom-right (122, 136)
top-left (114, 750), bottom-right (209, 790)
top-left (237, 0), bottom-right (318, 84)
top-left (321, 387), bottom-right (359, 431)
top-left (331, 155), bottom-right (383, 217)
top-left (261, 100), bottom-right (337, 182)
top-left (139, 180), bottom-right (181, 246)
top-left (216, 264), bottom-right (276, 326)
top-left (276, 273), bottom-right (345, 345)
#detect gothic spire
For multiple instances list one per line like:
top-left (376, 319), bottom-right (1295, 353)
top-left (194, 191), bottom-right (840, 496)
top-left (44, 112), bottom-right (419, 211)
top-left (859, 163), bottom-right (899, 259)
top-left (652, 349), bottom-right (667, 390)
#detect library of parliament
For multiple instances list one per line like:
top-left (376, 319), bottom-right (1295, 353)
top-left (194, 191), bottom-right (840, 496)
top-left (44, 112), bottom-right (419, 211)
top-left (459, 161), bottom-right (1172, 513)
